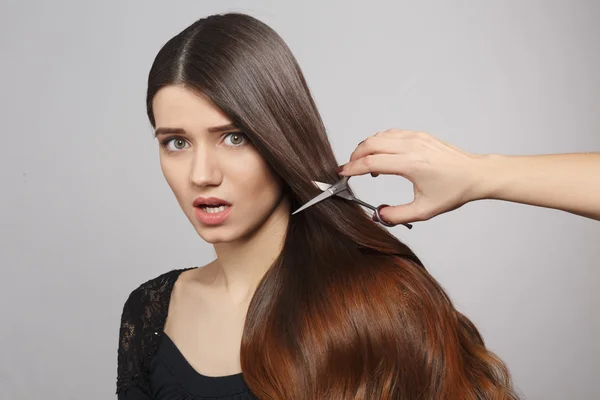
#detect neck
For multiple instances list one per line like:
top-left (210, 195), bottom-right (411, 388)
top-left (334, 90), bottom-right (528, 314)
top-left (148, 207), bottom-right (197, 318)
top-left (212, 196), bottom-right (290, 303)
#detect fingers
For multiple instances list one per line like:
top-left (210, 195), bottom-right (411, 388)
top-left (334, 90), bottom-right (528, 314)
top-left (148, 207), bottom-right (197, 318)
top-left (349, 136), bottom-right (406, 163)
top-left (345, 132), bottom-right (415, 177)
top-left (339, 153), bottom-right (410, 177)
top-left (348, 130), bottom-right (435, 164)
top-left (378, 202), bottom-right (429, 225)
top-left (351, 130), bottom-right (418, 162)
top-left (341, 129), bottom-right (445, 177)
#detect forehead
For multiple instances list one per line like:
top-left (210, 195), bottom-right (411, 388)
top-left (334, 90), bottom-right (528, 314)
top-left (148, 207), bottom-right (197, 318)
top-left (152, 85), bottom-right (231, 129)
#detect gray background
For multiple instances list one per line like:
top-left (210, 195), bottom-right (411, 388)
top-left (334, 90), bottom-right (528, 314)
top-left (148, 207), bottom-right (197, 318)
top-left (1, 0), bottom-right (598, 399)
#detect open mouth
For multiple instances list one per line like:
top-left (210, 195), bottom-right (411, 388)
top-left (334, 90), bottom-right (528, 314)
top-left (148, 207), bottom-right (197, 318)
top-left (199, 204), bottom-right (230, 214)
top-left (193, 197), bottom-right (232, 225)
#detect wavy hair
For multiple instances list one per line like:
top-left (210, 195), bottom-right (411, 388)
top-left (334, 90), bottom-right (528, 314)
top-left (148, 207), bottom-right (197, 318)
top-left (146, 12), bottom-right (521, 400)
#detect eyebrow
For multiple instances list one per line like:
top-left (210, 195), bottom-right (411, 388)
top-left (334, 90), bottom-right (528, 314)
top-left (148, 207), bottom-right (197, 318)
top-left (154, 123), bottom-right (238, 138)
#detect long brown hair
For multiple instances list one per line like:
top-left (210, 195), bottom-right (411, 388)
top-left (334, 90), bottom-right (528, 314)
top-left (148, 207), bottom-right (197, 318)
top-left (146, 12), bottom-right (521, 400)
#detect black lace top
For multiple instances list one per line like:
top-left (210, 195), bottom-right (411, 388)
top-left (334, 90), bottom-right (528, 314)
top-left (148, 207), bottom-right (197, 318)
top-left (116, 267), bottom-right (256, 399)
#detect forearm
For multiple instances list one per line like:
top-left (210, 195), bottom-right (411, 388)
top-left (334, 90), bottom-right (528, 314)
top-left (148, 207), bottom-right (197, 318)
top-left (474, 153), bottom-right (600, 220)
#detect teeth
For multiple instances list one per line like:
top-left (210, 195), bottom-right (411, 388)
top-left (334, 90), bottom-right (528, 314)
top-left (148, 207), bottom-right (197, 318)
top-left (201, 205), bottom-right (228, 214)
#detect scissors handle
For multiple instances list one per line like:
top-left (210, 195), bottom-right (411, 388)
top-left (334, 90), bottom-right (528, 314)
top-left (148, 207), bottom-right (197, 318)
top-left (374, 204), bottom-right (413, 229)
top-left (351, 197), bottom-right (412, 229)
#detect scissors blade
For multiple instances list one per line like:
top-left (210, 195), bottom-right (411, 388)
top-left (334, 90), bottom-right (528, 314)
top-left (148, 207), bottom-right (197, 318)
top-left (291, 187), bottom-right (336, 215)
top-left (313, 181), bottom-right (332, 191)
top-left (314, 180), bottom-right (355, 201)
top-left (292, 179), bottom-right (357, 215)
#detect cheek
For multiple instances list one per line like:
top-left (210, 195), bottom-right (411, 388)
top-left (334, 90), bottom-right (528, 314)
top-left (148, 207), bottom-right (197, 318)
top-left (230, 154), bottom-right (281, 204)
top-left (160, 158), bottom-right (188, 199)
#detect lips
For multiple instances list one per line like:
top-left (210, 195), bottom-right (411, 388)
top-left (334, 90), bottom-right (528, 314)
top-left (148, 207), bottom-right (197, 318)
top-left (193, 197), bottom-right (231, 207)
top-left (193, 196), bottom-right (232, 225)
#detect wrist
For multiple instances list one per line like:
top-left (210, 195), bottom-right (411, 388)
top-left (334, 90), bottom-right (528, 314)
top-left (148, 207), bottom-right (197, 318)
top-left (469, 153), bottom-right (507, 201)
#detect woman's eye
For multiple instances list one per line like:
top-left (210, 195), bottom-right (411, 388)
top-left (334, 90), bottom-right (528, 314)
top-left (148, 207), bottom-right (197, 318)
top-left (224, 132), bottom-right (247, 146)
top-left (164, 138), bottom-right (189, 152)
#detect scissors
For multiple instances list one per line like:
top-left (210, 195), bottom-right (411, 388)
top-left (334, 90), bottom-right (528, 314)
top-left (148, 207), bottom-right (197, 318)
top-left (291, 176), bottom-right (413, 229)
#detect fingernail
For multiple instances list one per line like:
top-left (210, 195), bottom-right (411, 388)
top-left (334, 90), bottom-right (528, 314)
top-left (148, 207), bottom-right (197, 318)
top-left (336, 164), bottom-right (345, 174)
top-left (370, 173), bottom-right (379, 178)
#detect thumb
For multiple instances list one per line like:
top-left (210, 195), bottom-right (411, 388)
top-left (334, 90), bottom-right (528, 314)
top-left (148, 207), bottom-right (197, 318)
top-left (378, 201), bottom-right (426, 225)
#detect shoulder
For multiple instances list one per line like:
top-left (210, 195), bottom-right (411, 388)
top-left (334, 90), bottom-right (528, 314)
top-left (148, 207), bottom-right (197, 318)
top-left (116, 267), bottom-right (195, 395)
top-left (121, 267), bottom-right (193, 314)
top-left (119, 267), bottom-right (199, 338)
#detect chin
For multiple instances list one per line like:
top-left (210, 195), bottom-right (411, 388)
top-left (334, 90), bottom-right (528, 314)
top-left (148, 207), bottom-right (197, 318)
top-left (196, 230), bottom-right (236, 244)
top-left (195, 225), bottom-right (246, 244)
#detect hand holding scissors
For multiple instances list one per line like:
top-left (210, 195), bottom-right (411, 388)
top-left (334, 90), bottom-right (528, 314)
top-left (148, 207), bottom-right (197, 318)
top-left (295, 128), bottom-right (600, 226)
top-left (293, 128), bottom-right (477, 228)
top-left (291, 175), bottom-right (413, 229)
top-left (335, 129), bottom-right (480, 226)
top-left (341, 128), bottom-right (600, 223)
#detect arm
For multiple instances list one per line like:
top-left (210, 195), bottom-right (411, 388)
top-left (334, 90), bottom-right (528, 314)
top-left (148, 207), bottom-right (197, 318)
top-left (475, 153), bottom-right (600, 220)
top-left (339, 129), bottom-right (600, 224)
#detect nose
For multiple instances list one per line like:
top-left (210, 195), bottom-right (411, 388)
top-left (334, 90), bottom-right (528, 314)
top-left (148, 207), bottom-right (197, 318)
top-left (190, 146), bottom-right (222, 188)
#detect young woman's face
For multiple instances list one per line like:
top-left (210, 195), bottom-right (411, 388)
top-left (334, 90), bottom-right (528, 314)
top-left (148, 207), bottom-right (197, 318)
top-left (152, 85), bottom-right (287, 244)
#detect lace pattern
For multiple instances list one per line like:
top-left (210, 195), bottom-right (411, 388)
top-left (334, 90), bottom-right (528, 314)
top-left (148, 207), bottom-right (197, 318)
top-left (116, 267), bottom-right (195, 395)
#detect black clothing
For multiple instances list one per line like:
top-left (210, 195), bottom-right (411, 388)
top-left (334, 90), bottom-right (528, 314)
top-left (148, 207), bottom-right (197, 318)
top-left (116, 268), bottom-right (256, 399)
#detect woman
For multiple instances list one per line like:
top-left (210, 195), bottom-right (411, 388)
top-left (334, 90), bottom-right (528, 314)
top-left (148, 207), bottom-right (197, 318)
top-left (116, 12), bottom-right (523, 399)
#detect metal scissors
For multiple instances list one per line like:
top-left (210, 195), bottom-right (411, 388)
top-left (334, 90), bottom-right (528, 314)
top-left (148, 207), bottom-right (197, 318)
top-left (291, 176), bottom-right (413, 229)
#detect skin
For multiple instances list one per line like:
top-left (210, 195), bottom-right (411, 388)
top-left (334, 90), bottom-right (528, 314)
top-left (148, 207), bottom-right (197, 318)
top-left (339, 129), bottom-right (600, 225)
top-left (152, 85), bottom-right (290, 376)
